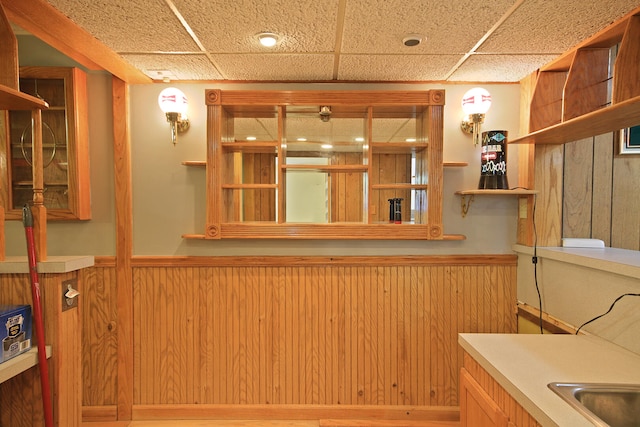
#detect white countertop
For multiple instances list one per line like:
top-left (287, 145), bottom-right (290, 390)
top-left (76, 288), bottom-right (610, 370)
top-left (0, 255), bottom-right (94, 274)
top-left (512, 244), bottom-right (640, 280)
top-left (459, 333), bottom-right (640, 427)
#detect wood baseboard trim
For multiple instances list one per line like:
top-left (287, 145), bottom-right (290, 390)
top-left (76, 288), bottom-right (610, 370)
top-left (81, 423), bottom-right (129, 427)
top-left (131, 404), bottom-right (460, 422)
top-left (517, 302), bottom-right (577, 334)
top-left (320, 420), bottom-right (458, 426)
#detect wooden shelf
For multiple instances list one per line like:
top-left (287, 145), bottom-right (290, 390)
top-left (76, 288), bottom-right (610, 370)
top-left (182, 161), bottom-right (206, 167)
top-left (455, 189), bottom-right (538, 217)
top-left (509, 95), bottom-right (640, 145)
top-left (221, 141), bottom-right (278, 153)
top-left (14, 181), bottom-right (68, 187)
top-left (0, 84), bottom-right (49, 110)
top-left (444, 161), bottom-right (468, 167)
top-left (282, 164), bottom-right (369, 173)
top-left (455, 189), bottom-right (538, 196)
top-left (0, 346), bottom-right (52, 384)
top-left (370, 142), bottom-right (427, 153)
top-left (222, 183), bottom-right (277, 189)
top-left (182, 229), bottom-right (466, 241)
top-left (513, 11), bottom-right (640, 146)
top-left (371, 184), bottom-right (428, 190)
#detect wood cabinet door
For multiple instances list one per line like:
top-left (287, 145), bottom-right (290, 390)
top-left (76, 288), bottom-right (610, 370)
top-left (460, 367), bottom-right (508, 427)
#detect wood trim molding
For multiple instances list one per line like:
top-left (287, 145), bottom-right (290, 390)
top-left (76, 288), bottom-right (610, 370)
top-left (129, 254), bottom-right (517, 268)
top-left (1, 0), bottom-right (150, 84)
top-left (93, 256), bottom-right (117, 268)
top-left (0, 1), bottom-right (18, 89)
top-left (131, 404), bottom-right (459, 422)
top-left (112, 77), bottom-right (133, 421)
top-left (517, 302), bottom-right (576, 334)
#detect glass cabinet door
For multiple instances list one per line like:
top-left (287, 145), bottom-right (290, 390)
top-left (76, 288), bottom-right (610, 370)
top-left (2, 67), bottom-right (90, 220)
top-left (9, 77), bottom-right (67, 210)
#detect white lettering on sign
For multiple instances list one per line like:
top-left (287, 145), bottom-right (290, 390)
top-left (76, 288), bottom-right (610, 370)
top-left (481, 160), bottom-right (507, 174)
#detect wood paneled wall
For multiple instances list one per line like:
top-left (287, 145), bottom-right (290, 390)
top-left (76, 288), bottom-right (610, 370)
top-left (331, 153), bottom-right (364, 223)
top-left (80, 256), bottom-right (517, 419)
top-left (370, 153), bottom-right (412, 224)
top-left (562, 132), bottom-right (640, 250)
top-left (81, 265), bottom-right (119, 407)
top-left (241, 153), bottom-right (276, 222)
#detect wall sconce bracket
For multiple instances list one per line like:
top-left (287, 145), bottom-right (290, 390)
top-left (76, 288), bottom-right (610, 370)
top-left (460, 113), bottom-right (486, 146)
top-left (164, 112), bottom-right (190, 145)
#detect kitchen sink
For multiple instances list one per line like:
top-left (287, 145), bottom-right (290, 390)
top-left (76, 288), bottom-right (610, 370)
top-left (548, 382), bottom-right (640, 427)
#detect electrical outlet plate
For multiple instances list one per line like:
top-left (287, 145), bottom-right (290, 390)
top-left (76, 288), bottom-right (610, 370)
top-left (62, 278), bottom-right (78, 312)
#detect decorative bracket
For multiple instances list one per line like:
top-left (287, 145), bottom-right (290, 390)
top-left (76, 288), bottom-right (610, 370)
top-left (460, 194), bottom-right (475, 217)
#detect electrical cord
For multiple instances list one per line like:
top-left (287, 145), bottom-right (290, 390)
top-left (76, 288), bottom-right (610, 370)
top-left (575, 293), bottom-right (640, 335)
top-left (508, 187), bottom-right (543, 334)
top-left (530, 194), bottom-right (542, 334)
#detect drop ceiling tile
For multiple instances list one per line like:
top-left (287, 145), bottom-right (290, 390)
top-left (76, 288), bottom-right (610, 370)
top-left (38, 0), bottom-right (640, 83)
top-left (448, 54), bottom-right (559, 82)
top-left (173, 0), bottom-right (340, 53)
top-left (120, 54), bottom-right (224, 80)
top-left (338, 54), bottom-right (462, 81)
top-left (46, 0), bottom-right (200, 52)
top-left (341, 0), bottom-right (516, 54)
top-left (212, 54), bottom-right (335, 80)
top-left (478, 0), bottom-right (640, 53)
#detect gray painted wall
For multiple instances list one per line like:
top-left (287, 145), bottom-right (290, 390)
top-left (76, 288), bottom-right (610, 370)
top-left (5, 35), bottom-right (525, 257)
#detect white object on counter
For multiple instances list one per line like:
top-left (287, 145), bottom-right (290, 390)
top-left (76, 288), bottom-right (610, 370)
top-left (562, 238), bottom-right (605, 248)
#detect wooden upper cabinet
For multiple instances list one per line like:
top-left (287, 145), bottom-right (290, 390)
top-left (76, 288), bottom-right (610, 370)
top-left (1, 66), bottom-right (90, 220)
top-left (189, 89), bottom-right (457, 240)
top-left (512, 8), bottom-right (640, 145)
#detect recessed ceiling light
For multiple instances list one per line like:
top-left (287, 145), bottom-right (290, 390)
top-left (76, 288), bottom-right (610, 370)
top-left (403, 34), bottom-right (423, 47)
top-left (297, 137), bottom-right (307, 142)
top-left (405, 138), bottom-right (416, 142)
top-left (258, 32), bottom-right (278, 47)
top-left (355, 137), bottom-right (365, 142)
top-left (321, 144), bottom-right (333, 149)
top-left (246, 136), bottom-right (257, 141)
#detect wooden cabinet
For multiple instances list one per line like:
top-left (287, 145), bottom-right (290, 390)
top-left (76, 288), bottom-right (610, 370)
top-left (460, 368), bottom-right (508, 427)
top-left (188, 89), bottom-right (463, 240)
top-left (461, 353), bottom-right (541, 427)
top-left (511, 11), bottom-right (640, 145)
top-left (1, 66), bottom-right (90, 220)
top-left (514, 8), bottom-right (640, 247)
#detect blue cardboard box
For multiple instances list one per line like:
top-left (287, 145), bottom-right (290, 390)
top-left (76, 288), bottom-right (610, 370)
top-left (1, 305), bottom-right (32, 363)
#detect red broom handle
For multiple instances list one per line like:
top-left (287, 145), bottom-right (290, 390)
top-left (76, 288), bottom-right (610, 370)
top-left (22, 205), bottom-right (54, 427)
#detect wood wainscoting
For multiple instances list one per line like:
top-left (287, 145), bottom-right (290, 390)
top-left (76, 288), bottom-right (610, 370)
top-left (80, 255), bottom-right (517, 423)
